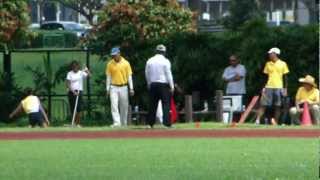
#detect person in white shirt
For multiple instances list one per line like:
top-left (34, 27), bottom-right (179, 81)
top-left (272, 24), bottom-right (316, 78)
top-left (222, 55), bottom-right (246, 96)
top-left (145, 44), bottom-right (174, 128)
top-left (66, 61), bottom-right (91, 127)
top-left (9, 88), bottom-right (49, 128)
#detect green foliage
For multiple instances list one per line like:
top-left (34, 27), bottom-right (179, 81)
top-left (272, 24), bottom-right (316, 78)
top-left (30, 30), bottom-right (78, 48)
top-left (25, 56), bottom-right (57, 96)
top-left (0, 73), bottom-right (23, 122)
top-left (0, 0), bottom-right (30, 49)
top-left (237, 19), bottom-right (319, 97)
top-left (222, 0), bottom-right (263, 30)
top-left (89, 0), bottom-right (195, 53)
top-left (90, 20), bottom-right (318, 109)
top-left (87, 0), bottom-right (196, 109)
top-left (171, 21), bottom-right (318, 101)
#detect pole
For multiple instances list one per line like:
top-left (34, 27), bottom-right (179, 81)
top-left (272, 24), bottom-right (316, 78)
top-left (3, 51), bottom-right (12, 92)
top-left (215, 90), bottom-right (223, 122)
top-left (185, 95), bottom-right (193, 122)
top-left (47, 51), bottom-right (52, 119)
top-left (71, 94), bottom-right (79, 126)
top-left (86, 49), bottom-right (91, 118)
top-left (3, 51), bottom-right (11, 74)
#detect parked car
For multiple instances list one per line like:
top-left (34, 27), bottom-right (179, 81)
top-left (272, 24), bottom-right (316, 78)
top-left (29, 23), bottom-right (40, 29)
top-left (267, 20), bottom-right (295, 27)
top-left (40, 21), bottom-right (90, 38)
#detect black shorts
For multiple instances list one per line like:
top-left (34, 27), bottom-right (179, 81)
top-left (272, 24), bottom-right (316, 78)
top-left (68, 91), bottom-right (83, 113)
top-left (28, 112), bottom-right (44, 126)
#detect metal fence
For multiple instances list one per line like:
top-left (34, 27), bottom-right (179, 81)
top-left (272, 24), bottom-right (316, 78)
top-left (0, 48), bottom-right (112, 124)
top-left (1, 48), bottom-right (224, 125)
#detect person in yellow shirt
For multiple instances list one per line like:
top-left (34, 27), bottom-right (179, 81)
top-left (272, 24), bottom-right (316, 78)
top-left (289, 75), bottom-right (320, 125)
top-left (106, 47), bottom-right (134, 127)
top-left (9, 88), bottom-right (49, 128)
top-left (256, 47), bottom-right (289, 125)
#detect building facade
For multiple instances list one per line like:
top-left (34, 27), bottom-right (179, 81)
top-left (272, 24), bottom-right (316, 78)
top-left (178, 0), bottom-right (319, 26)
top-left (29, 0), bottom-right (318, 26)
top-left (29, 0), bottom-right (85, 24)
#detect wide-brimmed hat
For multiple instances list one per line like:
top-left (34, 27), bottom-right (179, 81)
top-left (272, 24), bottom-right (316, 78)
top-left (299, 75), bottom-right (317, 87)
top-left (268, 47), bottom-right (281, 55)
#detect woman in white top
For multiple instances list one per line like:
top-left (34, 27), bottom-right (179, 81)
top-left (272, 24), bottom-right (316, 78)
top-left (9, 88), bottom-right (49, 128)
top-left (66, 61), bottom-right (91, 127)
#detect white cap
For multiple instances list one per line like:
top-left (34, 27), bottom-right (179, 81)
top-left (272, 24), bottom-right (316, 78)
top-left (268, 47), bottom-right (281, 55)
top-left (156, 44), bottom-right (166, 52)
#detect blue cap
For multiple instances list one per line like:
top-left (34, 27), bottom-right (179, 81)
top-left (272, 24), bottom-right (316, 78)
top-left (111, 47), bottom-right (120, 56)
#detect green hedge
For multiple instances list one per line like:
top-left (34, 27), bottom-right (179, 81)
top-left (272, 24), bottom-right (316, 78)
top-left (92, 20), bottom-right (318, 110)
top-left (30, 30), bottom-right (78, 48)
top-left (0, 73), bottom-right (23, 122)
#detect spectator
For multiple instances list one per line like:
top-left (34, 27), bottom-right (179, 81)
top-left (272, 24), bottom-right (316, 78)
top-left (222, 54), bottom-right (246, 103)
top-left (66, 61), bottom-right (91, 127)
top-left (256, 47), bottom-right (289, 125)
top-left (289, 75), bottom-right (319, 125)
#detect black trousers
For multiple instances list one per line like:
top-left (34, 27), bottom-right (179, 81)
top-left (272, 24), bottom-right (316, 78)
top-left (68, 91), bottom-right (83, 113)
top-left (148, 82), bottom-right (171, 127)
top-left (28, 112), bottom-right (44, 127)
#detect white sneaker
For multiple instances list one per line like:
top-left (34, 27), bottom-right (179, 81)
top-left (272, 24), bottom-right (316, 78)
top-left (110, 124), bottom-right (121, 128)
top-left (76, 124), bottom-right (82, 128)
top-left (163, 125), bottom-right (175, 129)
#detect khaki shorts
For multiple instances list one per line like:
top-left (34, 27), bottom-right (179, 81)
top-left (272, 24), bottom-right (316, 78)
top-left (260, 88), bottom-right (283, 107)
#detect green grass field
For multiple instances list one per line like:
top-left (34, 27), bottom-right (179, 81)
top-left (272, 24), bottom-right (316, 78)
top-left (0, 138), bottom-right (318, 180)
top-left (1, 52), bottom-right (319, 179)
top-left (0, 122), bottom-right (319, 131)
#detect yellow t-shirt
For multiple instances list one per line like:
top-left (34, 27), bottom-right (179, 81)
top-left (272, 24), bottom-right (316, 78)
top-left (263, 59), bottom-right (289, 88)
top-left (106, 57), bottom-right (132, 85)
top-left (295, 87), bottom-right (320, 104)
top-left (21, 95), bottom-right (40, 114)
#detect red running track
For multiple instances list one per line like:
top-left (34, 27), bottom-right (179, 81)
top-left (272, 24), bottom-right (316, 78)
top-left (0, 129), bottom-right (319, 140)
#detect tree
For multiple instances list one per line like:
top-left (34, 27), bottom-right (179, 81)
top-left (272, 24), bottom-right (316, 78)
top-left (86, 0), bottom-right (195, 110)
top-left (89, 0), bottom-right (196, 52)
top-left (0, 72), bottom-right (23, 122)
top-left (52, 0), bottom-right (105, 25)
top-left (222, 0), bottom-right (263, 30)
top-left (0, 0), bottom-right (30, 49)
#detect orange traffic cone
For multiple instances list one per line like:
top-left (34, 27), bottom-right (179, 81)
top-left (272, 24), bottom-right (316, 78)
top-left (301, 102), bottom-right (312, 126)
top-left (195, 121), bottom-right (200, 128)
top-left (230, 122), bottom-right (237, 128)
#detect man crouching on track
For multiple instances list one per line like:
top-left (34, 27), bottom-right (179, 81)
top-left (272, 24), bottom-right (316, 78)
top-left (9, 88), bottom-right (50, 128)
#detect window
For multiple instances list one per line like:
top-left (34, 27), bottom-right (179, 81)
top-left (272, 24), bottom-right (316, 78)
top-left (199, 0), bottom-right (230, 22)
